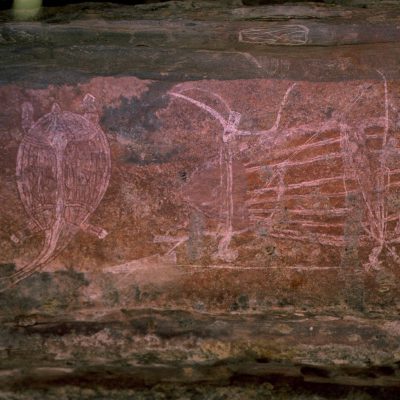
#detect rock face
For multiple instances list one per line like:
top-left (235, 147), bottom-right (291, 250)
top-left (1, 1), bottom-right (400, 397)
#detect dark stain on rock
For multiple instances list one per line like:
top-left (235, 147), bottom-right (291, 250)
top-left (187, 210), bottom-right (204, 262)
top-left (0, 269), bottom-right (88, 315)
top-left (125, 144), bottom-right (183, 165)
top-left (0, 263), bottom-right (16, 276)
top-left (341, 192), bottom-right (364, 312)
top-left (179, 170), bottom-right (188, 182)
top-left (23, 321), bottom-right (116, 337)
top-left (101, 81), bottom-right (185, 165)
top-left (101, 81), bottom-right (173, 141)
top-left (134, 286), bottom-right (142, 302)
top-left (231, 294), bottom-right (249, 311)
top-left (301, 365), bottom-right (331, 379)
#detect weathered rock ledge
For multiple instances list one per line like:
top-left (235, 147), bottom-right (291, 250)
top-left (1, 308), bottom-right (400, 397)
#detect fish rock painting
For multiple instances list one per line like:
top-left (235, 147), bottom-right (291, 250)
top-left (168, 76), bottom-right (400, 273)
top-left (1, 94), bottom-right (111, 290)
top-left (244, 76), bottom-right (400, 271)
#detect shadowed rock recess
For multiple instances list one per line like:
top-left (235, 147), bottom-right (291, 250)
top-left (1, 0), bottom-right (400, 398)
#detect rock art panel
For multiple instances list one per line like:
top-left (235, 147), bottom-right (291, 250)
top-left (1, 94), bottom-right (111, 290)
top-left (0, 75), bottom-right (399, 309)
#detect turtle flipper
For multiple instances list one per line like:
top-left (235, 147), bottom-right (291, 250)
top-left (10, 221), bottom-right (41, 244)
top-left (80, 222), bottom-right (108, 239)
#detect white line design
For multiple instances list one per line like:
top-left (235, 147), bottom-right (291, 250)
top-left (338, 71), bottom-right (400, 270)
top-left (2, 94), bottom-right (111, 290)
top-left (239, 25), bottom-right (309, 46)
top-left (168, 74), bottom-right (399, 271)
top-left (169, 84), bottom-right (296, 262)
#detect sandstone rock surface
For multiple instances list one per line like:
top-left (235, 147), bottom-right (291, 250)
top-left (1, 1), bottom-right (400, 397)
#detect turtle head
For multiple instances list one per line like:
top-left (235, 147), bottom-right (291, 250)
top-left (82, 93), bottom-right (99, 124)
top-left (51, 102), bottom-right (61, 114)
top-left (21, 102), bottom-right (34, 134)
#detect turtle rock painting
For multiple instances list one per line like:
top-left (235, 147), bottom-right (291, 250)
top-left (1, 94), bottom-right (111, 290)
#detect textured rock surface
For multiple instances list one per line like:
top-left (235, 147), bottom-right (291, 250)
top-left (1, 0), bottom-right (400, 397)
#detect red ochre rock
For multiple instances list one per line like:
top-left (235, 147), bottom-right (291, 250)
top-left (1, 1), bottom-right (400, 395)
top-left (1, 77), bottom-right (399, 308)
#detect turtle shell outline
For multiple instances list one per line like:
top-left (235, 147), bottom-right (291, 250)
top-left (2, 94), bottom-right (111, 289)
